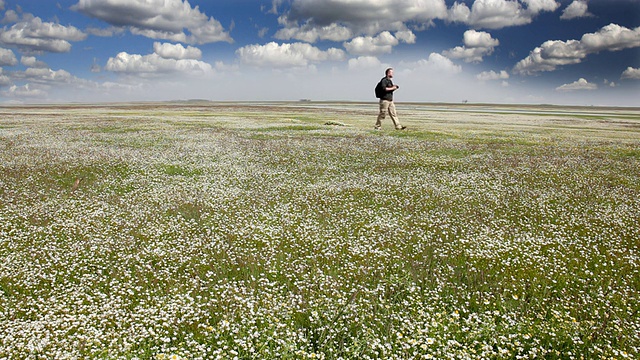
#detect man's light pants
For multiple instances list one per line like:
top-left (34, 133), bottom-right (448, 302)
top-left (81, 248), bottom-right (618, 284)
top-left (376, 100), bottom-right (402, 129)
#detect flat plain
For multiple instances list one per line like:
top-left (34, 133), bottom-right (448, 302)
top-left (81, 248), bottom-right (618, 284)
top-left (1, 102), bottom-right (639, 359)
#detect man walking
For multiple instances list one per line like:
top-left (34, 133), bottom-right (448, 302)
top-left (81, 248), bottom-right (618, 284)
top-left (375, 68), bottom-right (406, 130)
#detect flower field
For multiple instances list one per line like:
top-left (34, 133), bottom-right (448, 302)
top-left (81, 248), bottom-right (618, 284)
top-left (0, 102), bottom-right (638, 359)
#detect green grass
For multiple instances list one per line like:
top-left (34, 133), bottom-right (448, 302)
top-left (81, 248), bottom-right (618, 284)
top-left (0, 103), bottom-right (638, 359)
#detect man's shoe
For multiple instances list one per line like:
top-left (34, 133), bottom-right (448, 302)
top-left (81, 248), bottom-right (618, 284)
top-left (396, 126), bottom-right (407, 130)
top-left (374, 127), bottom-right (381, 130)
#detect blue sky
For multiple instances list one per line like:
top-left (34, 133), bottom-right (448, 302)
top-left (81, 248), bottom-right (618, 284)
top-left (0, 0), bottom-right (638, 106)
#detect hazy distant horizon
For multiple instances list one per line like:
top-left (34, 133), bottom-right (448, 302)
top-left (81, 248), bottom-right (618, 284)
top-left (1, 1), bottom-right (638, 106)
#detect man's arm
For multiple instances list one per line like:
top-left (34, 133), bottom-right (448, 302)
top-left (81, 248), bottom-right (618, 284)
top-left (383, 78), bottom-right (398, 92)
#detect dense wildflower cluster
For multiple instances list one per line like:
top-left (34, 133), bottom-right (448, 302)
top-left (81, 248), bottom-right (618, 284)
top-left (0, 104), bottom-right (638, 359)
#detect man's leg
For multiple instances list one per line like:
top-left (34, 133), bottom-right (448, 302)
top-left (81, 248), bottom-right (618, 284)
top-left (375, 100), bottom-right (388, 129)
top-left (387, 101), bottom-right (403, 129)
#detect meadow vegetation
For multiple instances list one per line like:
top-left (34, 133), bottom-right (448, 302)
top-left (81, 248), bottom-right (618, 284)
top-left (0, 102), bottom-right (638, 359)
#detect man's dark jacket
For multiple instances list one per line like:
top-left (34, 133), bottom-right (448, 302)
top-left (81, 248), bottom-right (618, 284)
top-left (380, 77), bottom-right (395, 101)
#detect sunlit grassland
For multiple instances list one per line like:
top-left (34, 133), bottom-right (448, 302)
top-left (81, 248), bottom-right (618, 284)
top-left (0, 102), bottom-right (639, 359)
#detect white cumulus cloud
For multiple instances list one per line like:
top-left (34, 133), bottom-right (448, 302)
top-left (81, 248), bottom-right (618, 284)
top-left (560, 1), bottom-right (592, 20)
top-left (236, 42), bottom-right (345, 68)
top-left (2, 83), bottom-right (46, 98)
top-left (275, 23), bottom-right (353, 43)
top-left (153, 42), bottom-right (202, 60)
top-left (403, 53), bottom-right (463, 75)
top-left (443, 30), bottom-right (499, 63)
top-left (555, 78), bottom-right (597, 91)
top-left (581, 23), bottom-right (640, 52)
top-left (21, 56), bottom-right (48, 68)
top-left (4, 61), bottom-right (97, 102)
top-left (395, 30), bottom-right (417, 44)
top-left (105, 52), bottom-right (214, 76)
top-left (11, 65), bottom-right (90, 86)
top-left (344, 31), bottom-right (415, 56)
top-left (2, 9), bottom-right (19, 23)
top-left (621, 67), bottom-right (640, 80)
top-left (22, 67), bottom-right (75, 84)
top-left (0, 13), bottom-right (86, 53)
top-left (514, 24), bottom-right (640, 75)
top-left (276, 0), bottom-right (447, 42)
top-left (476, 70), bottom-right (509, 81)
top-left (72, 0), bottom-right (232, 44)
top-left (0, 47), bottom-right (17, 66)
top-left (448, 0), bottom-right (560, 29)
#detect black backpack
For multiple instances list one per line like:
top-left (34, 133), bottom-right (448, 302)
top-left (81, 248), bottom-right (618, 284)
top-left (374, 77), bottom-right (386, 98)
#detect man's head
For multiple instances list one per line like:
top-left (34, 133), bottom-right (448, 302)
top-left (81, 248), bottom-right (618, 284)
top-left (385, 68), bottom-right (394, 78)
